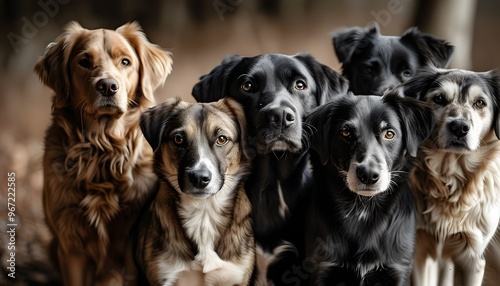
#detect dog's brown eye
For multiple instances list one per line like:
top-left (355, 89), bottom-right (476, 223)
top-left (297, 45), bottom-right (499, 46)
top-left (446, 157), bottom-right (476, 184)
top-left (402, 70), bottom-right (412, 77)
top-left (433, 94), bottom-right (445, 104)
top-left (294, 80), bottom-right (307, 90)
top-left (474, 99), bottom-right (486, 108)
top-left (121, 58), bottom-right (131, 67)
top-left (172, 134), bottom-right (184, 145)
top-left (215, 135), bottom-right (229, 146)
top-left (384, 130), bottom-right (396, 140)
top-left (78, 58), bottom-right (91, 69)
top-left (241, 81), bottom-right (253, 92)
top-left (340, 128), bottom-right (351, 138)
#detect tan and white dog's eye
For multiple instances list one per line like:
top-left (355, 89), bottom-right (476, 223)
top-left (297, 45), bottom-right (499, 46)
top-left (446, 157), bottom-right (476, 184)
top-left (121, 58), bottom-right (131, 67)
top-left (473, 99), bottom-right (486, 108)
top-left (173, 134), bottom-right (184, 146)
top-left (78, 58), bottom-right (91, 69)
top-left (215, 135), bottom-right (229, 146)
top-left (384, 130), bottom-right (396, 140)
top-left (294, 80), bottom-right (307, 90)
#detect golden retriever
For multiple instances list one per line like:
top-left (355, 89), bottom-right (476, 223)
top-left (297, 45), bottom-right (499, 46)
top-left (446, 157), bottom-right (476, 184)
top-left (399, 67), bottom-right (500, 286)
top-left (34, 21), bottom-right (172, 286)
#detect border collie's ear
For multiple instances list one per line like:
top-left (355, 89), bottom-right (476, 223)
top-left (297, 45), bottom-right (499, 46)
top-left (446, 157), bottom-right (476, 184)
top-left (384, 91), bottom-right (435, 157)
top-left (305, 101), bottom-right (339, 165)
top-left (399, 66), bottom-right (442, 100)
top-left (332, 24), bottom-right (379, 64)
top-left (192, 55), bottom-right (243, 103)
top-left (294, 53), bottom-right (350, 105)
top-left (140, 98), bottom-right (189, 151)
top-left (400, 27), bottom-right (454, 68)
top-left (481, 69), bottom-right (500, 139)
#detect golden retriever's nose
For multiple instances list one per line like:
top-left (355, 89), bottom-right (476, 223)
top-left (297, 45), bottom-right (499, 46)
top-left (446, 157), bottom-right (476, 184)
top-left (96, 78), bottom-right (119, 97)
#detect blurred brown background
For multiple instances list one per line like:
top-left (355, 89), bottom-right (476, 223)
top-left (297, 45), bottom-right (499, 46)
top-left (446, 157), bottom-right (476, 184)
top-left (0, 0), bottom-right (499, 284)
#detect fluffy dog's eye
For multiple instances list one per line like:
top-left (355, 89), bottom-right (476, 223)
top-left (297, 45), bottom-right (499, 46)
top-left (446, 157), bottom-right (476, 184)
top-left (78, 58), bottom-right (91, 69)
top-left (215, 135), bottom-right (229, 146)
top-left (121, 58), bottom-right (131, 66)
top-left (340, 128), bottom-right (351, 138)
top-left (362, 67), bottom-right (372, 75)
top-left (384, 130), bottom-right (396, 140)
top-left (433, 94), bottom-right (445, 104)
top-left (294, 80), bottom-right (307, 90)
top-left (172, 134), bottom-right (184, 146)
top-left (402, 70), bottom-right (412, 77)
top-left (474, 99), bottom-right (486, 108)
top-left (241, 81), bottom-right (253, 92)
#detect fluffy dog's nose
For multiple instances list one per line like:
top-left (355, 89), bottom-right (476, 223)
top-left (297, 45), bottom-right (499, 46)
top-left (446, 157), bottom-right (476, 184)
top-left (268, 108), bottom-right (295, 129)
top-left (448, 120), bottom-right (470, 137)
top-left (96, 78), bottom-right (119, 97)
top-left (188, 168), bottom-right (212, 189)
top-left (356, 166), bottom-right (380, 185)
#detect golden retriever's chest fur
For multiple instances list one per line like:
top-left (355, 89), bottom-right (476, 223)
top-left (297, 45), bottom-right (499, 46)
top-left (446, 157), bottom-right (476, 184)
top-left (410, 139), bottom-right (500, 255)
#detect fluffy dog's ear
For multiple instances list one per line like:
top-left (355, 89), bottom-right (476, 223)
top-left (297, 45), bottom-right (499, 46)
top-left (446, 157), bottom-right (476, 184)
top-left (332, 24), bottom-right (379, 65)
top-left (400, 27), bottom-right (454, 68)
top-left (305, 102), bottom-right (338, 165)
top-left (219, 98), bottom-right (250, 160)
top-left (34, 21), bottom-right (85, 109)
top-left (384, 91), bottom-right (435, 157)
top-left (294, 53), bottom-right (350, 105)
top-left (398, 66), bottom-right (442, 99)
top-left (481, 69), bottom-right (500, 139)
top-left (192, 55), bottom-right (243, 103)
top-left (117, 22), bottom-right (173, 106)
top-left (140, 98), bottom-right (187, 151)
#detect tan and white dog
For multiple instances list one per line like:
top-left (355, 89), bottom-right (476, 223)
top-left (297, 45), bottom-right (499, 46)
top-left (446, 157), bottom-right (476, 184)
top-left (400, 67), bottom-right (500, 286)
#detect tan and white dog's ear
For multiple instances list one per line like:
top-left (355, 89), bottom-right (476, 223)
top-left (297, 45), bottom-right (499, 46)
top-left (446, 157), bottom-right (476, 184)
top-left (220, 98), bottom-right (249, 160)
top-left (117, 22), bottom-right (173, 106)
top-left (34, 21), bottom-right (85, 109)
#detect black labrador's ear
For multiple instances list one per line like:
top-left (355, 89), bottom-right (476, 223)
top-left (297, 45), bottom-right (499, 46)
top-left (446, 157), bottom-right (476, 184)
top-left (294, 53), bottom-right (350, 105)
top-left (332, 24), bottom-right (379, 65)
top-left (140, 98), bottom-right (189, 151)
top-left (383, 91), bottom-right (435, 157)
top-left (305, 101), bottom-right (339, 165)
top-left (400, 27), bottom-right (454, 68)
top-left (192, 55), bottom-right (243, 103)
top-left (480, 69), bottom-right (500, 139)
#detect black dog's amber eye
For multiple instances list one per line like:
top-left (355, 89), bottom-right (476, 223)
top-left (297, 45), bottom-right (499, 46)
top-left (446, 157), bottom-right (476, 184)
top-left (215, 135), bottom-right (229, 146)
top-left (384, 130), bottom-right (396, 140)
top-left (172, 134), bottom-right (184, 145)
top-left (78, 58), bottom-right (91, 69)
top-left (294, 80), bottom-right (307, 90)
top-left (474, 99), bottom-right (486, 108)
top-left (340, 128), bottom-right (351, 138)
top-left (402, 70), bottom-right (412, 77)
top-left (121, 58), bottom-right (131, 66)
top-left (433, 94), bottom-right (445, 104)
top-left (241, 81), bottom-right (253, 92)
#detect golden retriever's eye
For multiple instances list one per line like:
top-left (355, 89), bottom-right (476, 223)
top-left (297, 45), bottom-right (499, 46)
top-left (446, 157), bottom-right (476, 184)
top-left (474, 99), bottom-right (486, 108)
top-left (384, 130), bottom-right (396, 140)
top-left (172, 134), bottom-right (184, 146)
top-left (362, 66), bottom-right (372, 75)
top-left (241, 81), bottom-right (253, 92)
top-left (340, 128), bottom-right (351, 139)
top-left (121, 58), bottom-right (131, 67)
top-left (433, 93), bottom-right (445, 104)
top-left (215, 135), bottom-right (229, 146)
top-left (294, 80), bottom-right (307, 90)
top-left (78, 58), bottom-right (91, 69)
top-left (402, 70), bottom-right (412, 77)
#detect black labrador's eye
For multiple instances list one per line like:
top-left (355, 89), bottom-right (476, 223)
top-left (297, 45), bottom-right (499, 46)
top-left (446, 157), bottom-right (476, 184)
top-left (78, 58), bottom-right (91, 69)
top-left (402, 70), bottom-right (412, 77)
top-left (215, 135), bottom-right (229, 146)
top-left (241, 81), bottom-right (253, 92)
top-left (294, 79), bottom-right (307, 90)
top-left (121, 58), bottom-right (131, 67)
top-left (433, 93), bottom-right (445, 104)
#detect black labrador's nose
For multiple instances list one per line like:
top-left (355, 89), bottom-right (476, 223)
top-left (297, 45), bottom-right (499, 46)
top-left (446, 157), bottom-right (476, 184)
top-left (356, 165), bottom-right (380, 185)
top-left (96, 78), bottom-right (119, 97)
top-left (268, 108), bottom-right (295, 129)
top-left (188, 168), bottom-right (212, 189)
top-left (448, 120), bottom-right (470, 138)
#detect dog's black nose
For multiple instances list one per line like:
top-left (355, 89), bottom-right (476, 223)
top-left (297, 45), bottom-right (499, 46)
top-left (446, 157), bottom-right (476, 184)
top-left (188, 168), bottom-right (212, 189)
top-left (356, 166), bottom-right (380, 185)
top-left (448, 120), bottom-right (470, 137)
top-left (268, 108), bottom-right (295, 129)
top-left (96, 78), bottom-right (119, 97)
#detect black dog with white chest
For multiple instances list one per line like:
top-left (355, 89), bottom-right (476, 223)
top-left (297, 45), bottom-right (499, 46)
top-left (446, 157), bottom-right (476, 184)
top-left (305, 92), bottom-right (434, 285)
top-left (332, 24), bottom-right (454, 95)
top-left (192, 53), bottom-right (349, 284)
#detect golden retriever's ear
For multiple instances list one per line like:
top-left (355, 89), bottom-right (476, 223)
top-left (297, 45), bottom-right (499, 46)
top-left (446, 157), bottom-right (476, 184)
top-left (220, 98), bottom-right (250, 160)
top-left (117, 22), bottom-right (173, 105)
top-left (34, 21), bottom-right (85, 109)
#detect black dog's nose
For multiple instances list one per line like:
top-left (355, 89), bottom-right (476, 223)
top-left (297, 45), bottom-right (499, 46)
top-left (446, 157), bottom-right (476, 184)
top-left (188, 168), bottom-right (212, 189)
top-left (268, 108), bottom-right (295, 129)
top-left (448, 120), bottom-right (470, 137)
top-left (96, 78), bottom-right (119, 97)
top-left (356, 166), bottom-right (380, 185)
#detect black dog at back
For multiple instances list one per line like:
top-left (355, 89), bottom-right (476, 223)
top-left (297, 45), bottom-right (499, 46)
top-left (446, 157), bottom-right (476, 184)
top-left (304, 92), bottom-right (434, 285)
top-left (192, 53), bottom-right (349, 285)
top-left (332, 24), bottom-right (454, 95)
